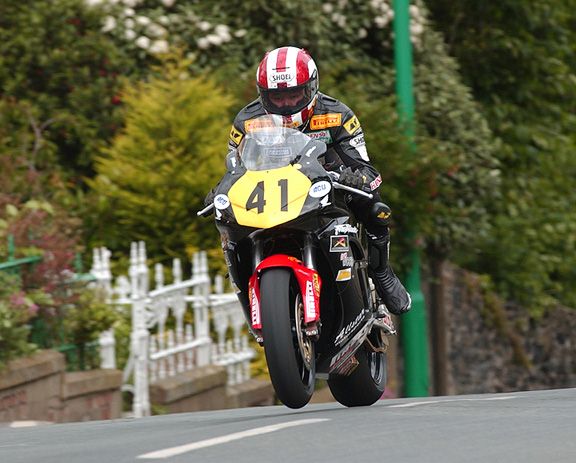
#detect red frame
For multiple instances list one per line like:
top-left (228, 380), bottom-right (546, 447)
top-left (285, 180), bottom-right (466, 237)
top-left (248, 254), bottom-right (321, 330)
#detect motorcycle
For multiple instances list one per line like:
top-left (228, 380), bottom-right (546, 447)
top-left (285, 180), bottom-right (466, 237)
top-left (198, 116), bottom-right (396, 409)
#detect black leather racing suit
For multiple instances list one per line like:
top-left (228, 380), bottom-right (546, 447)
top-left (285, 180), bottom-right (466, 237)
top-left (227, 92), bottom-right (411, 315)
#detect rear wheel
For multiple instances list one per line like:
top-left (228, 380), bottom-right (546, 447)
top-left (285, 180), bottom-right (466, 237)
top-left (260, 268), bottom-right (315, 408)
top-left (328, 328), bottom-right (387, 407)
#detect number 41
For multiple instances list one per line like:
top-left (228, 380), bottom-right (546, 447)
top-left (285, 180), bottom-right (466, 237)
top-left (246, 179), bottom-right (288, 213)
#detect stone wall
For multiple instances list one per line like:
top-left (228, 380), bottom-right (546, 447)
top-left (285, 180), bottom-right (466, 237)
top-left (434, 262), bottom-right (576, 395)
top-left (0, 350), bottom-right (123, 423)
top-left (149, 365), bottom-right (274, 413)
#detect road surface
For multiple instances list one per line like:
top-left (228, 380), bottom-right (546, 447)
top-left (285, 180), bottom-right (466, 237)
top-left (1, 388), bottom-right (574, 463)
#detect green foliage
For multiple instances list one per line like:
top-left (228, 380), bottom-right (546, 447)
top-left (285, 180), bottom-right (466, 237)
top-left (87, 0), bottom-right (500, 274)
top-left (427, 0), bottom-right (576, 310)
top-left (0, 0), bottom-right (134, 178)
top-left (61, 284), bottom-right (119, 368)
top-left (89, 53), bottom-right (234, 259)
top-left (0, 273), bottom-right (37, 370)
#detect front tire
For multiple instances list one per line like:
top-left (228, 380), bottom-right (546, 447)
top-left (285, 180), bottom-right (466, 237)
top-left (260, 268), bottom-right (315, 408)
top-left (328, 328), bottom-right (387, 407)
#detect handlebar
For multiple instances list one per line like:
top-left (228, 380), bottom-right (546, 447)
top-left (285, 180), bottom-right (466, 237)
top-left (332, 182), bottom-right (373, 200)
top-left (197, 204), bottom-right (214, 217)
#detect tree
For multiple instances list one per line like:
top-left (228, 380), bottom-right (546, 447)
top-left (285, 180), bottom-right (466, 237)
top-left (88, 54), bottom-right (234, 259)
top-left (426, 0), bottom-right (576, 310)
top-left (0, 0), bottom-right (134, 179)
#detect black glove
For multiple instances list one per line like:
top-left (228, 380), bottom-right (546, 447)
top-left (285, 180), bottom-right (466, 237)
top-left (338, 167), bottom-right (369, 192)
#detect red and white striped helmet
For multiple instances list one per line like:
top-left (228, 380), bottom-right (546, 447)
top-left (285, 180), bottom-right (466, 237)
top-left (256, 46), bottom-right (319, 128)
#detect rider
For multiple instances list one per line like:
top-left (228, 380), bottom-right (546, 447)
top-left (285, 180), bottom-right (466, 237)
top-left (226, 46), bottom-right (411, 315)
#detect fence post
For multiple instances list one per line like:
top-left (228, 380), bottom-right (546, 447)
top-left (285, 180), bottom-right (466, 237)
top-left (130, 242), bottom-right (150, 418)
top-left (193, 252), bottom-right (211, 366)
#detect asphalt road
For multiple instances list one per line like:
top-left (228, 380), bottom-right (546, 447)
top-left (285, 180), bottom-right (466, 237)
top-left (1, 388), bottom-right (574, 463)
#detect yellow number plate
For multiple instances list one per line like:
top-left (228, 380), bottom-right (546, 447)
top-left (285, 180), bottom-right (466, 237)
top-left (228, 165), bottom-right (312, 228)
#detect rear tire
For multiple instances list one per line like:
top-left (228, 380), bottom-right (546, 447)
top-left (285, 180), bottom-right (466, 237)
top-left (328, 329), bottom-right (387, 407)
top-left (260, 268), bottom-right (315, 408)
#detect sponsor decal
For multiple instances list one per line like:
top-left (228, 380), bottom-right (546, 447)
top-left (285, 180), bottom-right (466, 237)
top-left (349, 134), bottom-right (365, 148)
top-left (244, 118), bottom-right (274, 132)
top-left (271, 73), bottom-right (294, 83)
top-left (334, 224), bottom-right (358, 235)
top-left (250, 286), bottom-right (260, 327)
top-left (356, 144), bottom-right (370, 161)
top-left (343, 115), bottom-right (361, 135)
top-left (335, 311), bottom-right (365, 345)
top-left (336, 268), bottom-right (352, 281)
top-left (309, 181), bottom-right (332, 198)
top-left (214, 194), bottom-right (230, 210)
top-left (307, 129), bottom-right (333, 144)
top-left (330, 235), bottom-right (349, 252)
top-left (305, 280), bottom-right (316, 320)
top-left (378, 210), bottom-right (391, 220)
top-left (310, 113), bottom-right (342, 130)
top-left (341, 256), bottom-right (354, 267)
top-left (370, 174), bottom-right (382, 191)
top-left (229, 125), bottom-right (243, 145)
top-left (313, 273), bottom-right (320, 295)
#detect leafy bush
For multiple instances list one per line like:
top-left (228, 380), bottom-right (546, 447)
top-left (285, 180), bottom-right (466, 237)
top-left (0, 273), bottom-right (37, 370)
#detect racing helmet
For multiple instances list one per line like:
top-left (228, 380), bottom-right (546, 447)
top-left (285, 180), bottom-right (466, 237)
top-left (256, 46), bottom-right (319, 128)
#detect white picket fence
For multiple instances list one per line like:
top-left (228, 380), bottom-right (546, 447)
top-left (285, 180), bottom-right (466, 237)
top-left (91, 242), bottom-right (254, 418)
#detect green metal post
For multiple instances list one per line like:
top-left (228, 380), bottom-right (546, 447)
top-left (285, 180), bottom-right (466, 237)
top-left (8, 234), bottom-right (15, 261)
top-left (393, 0), bottom-right (430, 397)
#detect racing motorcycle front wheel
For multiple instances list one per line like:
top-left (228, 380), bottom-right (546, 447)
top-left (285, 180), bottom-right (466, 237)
top-left (260, 268), bottom-right (315, 409)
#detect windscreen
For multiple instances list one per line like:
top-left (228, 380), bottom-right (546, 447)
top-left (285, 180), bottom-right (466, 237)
top-left (238, 116), bottom-right (313, 171)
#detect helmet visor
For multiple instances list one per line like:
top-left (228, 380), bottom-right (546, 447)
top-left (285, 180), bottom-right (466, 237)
top-left (259, 83), bottom-right (313, 116)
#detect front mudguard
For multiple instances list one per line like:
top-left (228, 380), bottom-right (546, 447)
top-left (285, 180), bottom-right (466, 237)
top-left (248, 254), bottom-right (322, 331)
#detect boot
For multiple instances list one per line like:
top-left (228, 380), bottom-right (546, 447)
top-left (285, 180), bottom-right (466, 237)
top-left (368, 233), bottom-right (411, 315)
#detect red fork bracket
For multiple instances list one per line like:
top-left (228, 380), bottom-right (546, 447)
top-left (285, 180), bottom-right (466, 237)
top-left (248, 254), bottom-right (322, 330)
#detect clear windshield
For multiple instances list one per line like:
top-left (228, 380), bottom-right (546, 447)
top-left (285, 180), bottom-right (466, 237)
top-left (238, 116), bottom-right (314, 171)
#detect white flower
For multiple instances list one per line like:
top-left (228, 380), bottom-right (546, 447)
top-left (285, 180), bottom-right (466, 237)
top-left (150, 40), bottom-right (169, 54)
top-left (234, 29), bottom-right (247, 38)
top-left (198, 21), bottom-right (211, 31)
top-left (124, 8), bottom-right (135, 17)
top-left (147, 23), bottom-right (167, 37)
top-left (215, 24), bottom-right (231, 42)
top-left (215, 24), bottom-right (229, 35)
top-left (136, 16), bottom-right (151, 26)
top-left (161, 0), bottom-right (176, 7)
top-left (135, 36), bottom-right (151, 49)
top-left (197, 37), bottom-right (210, 49)
top-left (158, 15), bottom-right (170, 25)
top-left (125, 29), bottom-right (137, 40)
top-left (206, 34), bottom-right (223, 46)
top-left (322, 4), bottom-right (333, 13)
top-left (409, 5), bottom-right (420, 18)
top-left (102, 16), bottom-right (117, 32)
top-left (122, 0), bottom-right (139, 7)
top-left (410, 23), bottom-right (424, 36)
top-left (124, 18), bottom-right (135, 29)
top-left (374, 15), bottom-right (388, 28)
top-left (358, 28), bottom-right (367, 39)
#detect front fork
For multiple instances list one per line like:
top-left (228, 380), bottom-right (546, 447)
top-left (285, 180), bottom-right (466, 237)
top-left (248, 233), bottom-right (322, 342)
